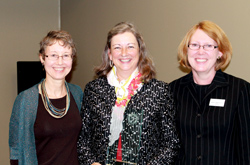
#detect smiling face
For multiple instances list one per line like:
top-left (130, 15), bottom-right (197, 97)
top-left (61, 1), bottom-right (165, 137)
top-left (108, 32), bottom-right (140, 80)
top-left (40, 41), bottom-right (73, 82)
top-left (188, 29), bottom-right (223, 78)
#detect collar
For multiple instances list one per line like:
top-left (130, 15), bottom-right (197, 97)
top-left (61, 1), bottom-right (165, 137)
top-left (179, 70), bottom-right (229, 107)
top-left (180, 70), bottom-right (229, 87)
top-left (107, 66), bottom-right (139, 88)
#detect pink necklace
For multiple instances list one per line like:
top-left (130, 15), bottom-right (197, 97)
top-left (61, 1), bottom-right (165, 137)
top-left (115, 72), bottom-right (142, 107)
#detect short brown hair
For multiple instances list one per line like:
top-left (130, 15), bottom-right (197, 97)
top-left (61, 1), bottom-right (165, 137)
top-left (178, 20), bottom-right (232, 70)
top-left (39, 30), bottom-right (77, 61)
top-left (95, 22), bottom-right (156, 83)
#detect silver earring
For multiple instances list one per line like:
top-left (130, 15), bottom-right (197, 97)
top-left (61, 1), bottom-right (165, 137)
top-left (217, 56), bottom-right (221, 60)
top-left (41, 62), bottom-right (44, 66)
top-left (110, 60), bottom-right (113, 67)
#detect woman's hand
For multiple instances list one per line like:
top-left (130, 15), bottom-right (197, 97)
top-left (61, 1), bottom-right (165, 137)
top-left (91, 163), bottom-right (101, 165)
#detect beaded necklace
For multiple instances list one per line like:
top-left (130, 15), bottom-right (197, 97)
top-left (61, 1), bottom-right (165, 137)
top-left (39, 79), bottom-right (70, 118)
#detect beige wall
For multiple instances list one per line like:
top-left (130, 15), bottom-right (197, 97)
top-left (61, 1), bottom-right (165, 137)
top-left (61, 0), bottom-right (250, 90)
top-left (2, 0), bottom-right (250, 164)
top-left (0, 0), bottom-right (60, 164)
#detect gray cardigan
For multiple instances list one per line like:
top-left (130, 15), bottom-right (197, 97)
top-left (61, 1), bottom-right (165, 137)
top-left (9, 81), bottom-right (83, 165)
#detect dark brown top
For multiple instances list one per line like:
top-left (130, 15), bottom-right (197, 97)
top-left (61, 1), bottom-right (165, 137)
top-left (34, 93), bottom-right (81, 165)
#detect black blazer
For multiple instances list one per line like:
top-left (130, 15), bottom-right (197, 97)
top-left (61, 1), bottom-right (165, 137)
top-left (77, 77), bottom-right (180, 165)
top-left (170, 70), bottom-right (250, 165)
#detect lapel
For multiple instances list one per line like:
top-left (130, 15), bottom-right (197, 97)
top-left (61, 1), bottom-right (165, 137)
top-left (204, 70), bottom-right (229, 99)
top-left (179, 70), bottom-right (229, 107)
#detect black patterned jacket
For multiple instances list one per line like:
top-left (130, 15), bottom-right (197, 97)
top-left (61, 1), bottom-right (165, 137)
top-left (77, 77), bottom-right (180, 165)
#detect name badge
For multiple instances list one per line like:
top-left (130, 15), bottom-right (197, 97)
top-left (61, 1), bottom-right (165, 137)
top-left (209, 98), bottom-right (225, 107)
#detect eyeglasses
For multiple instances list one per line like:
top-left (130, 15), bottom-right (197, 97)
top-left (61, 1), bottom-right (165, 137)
top-left (188, 43), bottom-right (218, 51)
top-left (45, 54), bottom-right (72, 61)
